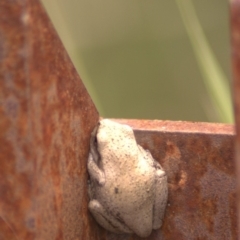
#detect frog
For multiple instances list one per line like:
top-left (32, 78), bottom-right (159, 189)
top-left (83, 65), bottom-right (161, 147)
top-left (87, 119), bottom-right (168, 238)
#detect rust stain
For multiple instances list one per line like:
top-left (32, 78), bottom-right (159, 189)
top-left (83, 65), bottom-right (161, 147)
top-left (0, 0), bottom-right (99, 239)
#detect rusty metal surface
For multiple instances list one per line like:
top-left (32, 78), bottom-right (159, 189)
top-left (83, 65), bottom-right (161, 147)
top-left (0, 0), bottom-right (237, 239)
top-left (99, 119), bottom-right (236, 240)
top-left (0, 0), bottom-right (99, 239)
top-left (231, 1), bottom-right (240, 237)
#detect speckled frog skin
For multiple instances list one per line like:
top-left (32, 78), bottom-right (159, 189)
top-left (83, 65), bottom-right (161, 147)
top-left (87, 119), bottom-right (168, 238)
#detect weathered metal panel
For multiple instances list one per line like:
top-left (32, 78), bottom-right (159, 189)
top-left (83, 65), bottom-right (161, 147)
top-left (231, 1), bottom-right (240, 238)
top-left (0, 0), bottom-right (237, 239)
top-left (109, 120), bottom-right (236, 240)
top-left (0, 0), bottom-right (99, 239)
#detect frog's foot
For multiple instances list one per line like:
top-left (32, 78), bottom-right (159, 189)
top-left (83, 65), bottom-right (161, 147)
top-left (89, 200), bottom-right (132, 234)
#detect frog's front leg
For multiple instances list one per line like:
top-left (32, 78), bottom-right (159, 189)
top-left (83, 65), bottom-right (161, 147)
top-left (152, 168), bottom-right (168, 229)
top-left (87, 153), bottom-right (105, 185)
top-left (87, 124), bottom-right (105, 185)
top-left (89, 199), bottom-right (132, 234)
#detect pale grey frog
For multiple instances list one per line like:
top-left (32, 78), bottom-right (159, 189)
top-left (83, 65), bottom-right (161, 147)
top-left (87, 119), bottom-right (168, 238)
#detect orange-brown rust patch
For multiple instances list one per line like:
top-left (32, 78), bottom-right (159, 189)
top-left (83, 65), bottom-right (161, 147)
top-left (201, 198), bottom-right (218, 233)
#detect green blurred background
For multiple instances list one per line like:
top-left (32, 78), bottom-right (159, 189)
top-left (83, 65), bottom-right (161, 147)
top-left (41, 0), bottom-right (233, 123)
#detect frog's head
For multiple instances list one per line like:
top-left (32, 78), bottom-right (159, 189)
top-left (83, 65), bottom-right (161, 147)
top-left (94, 119), bottom-right (139, 164)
